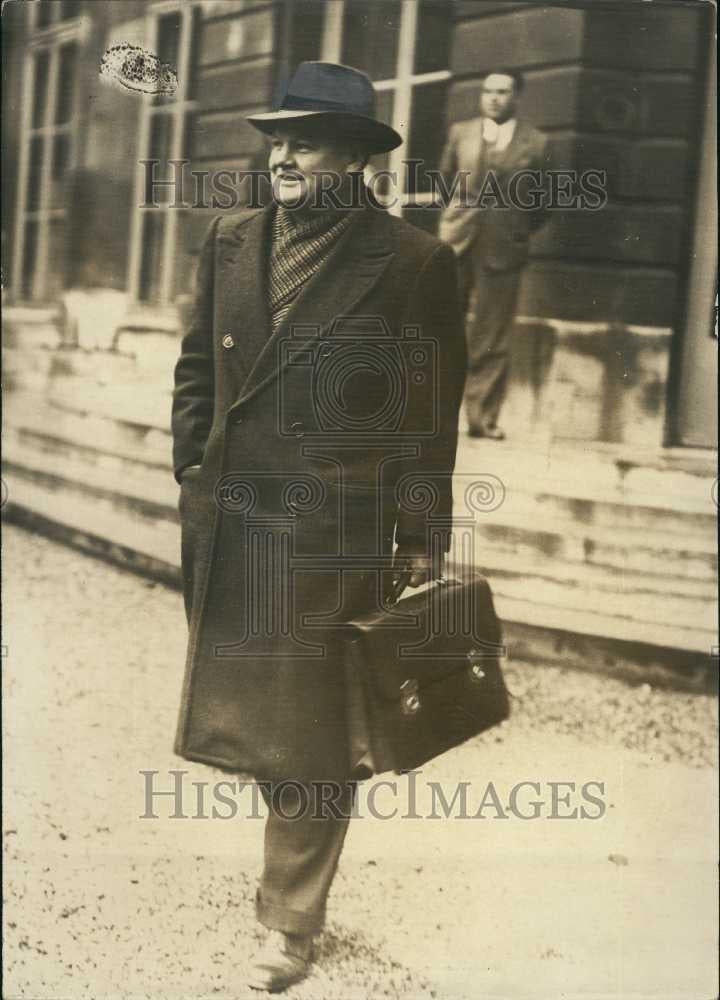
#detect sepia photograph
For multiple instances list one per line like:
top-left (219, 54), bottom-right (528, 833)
top-left (1, 1), bottom-right (718, 997)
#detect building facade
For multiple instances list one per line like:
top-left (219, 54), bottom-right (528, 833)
top-left (2, 0), bottom-right (717, 450)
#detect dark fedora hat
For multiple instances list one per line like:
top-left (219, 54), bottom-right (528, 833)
top-left (246, 61), bottom-right (402, 155)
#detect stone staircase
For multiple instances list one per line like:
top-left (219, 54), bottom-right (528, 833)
top-left (450, 438), bottom-right (716, 683)
top-left (3, 309), bottom-right (717, 688)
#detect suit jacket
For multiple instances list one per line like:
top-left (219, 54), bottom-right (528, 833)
top-left (438, 117), bottom-right (550, 270)
top-left (170, 200), bottom-right (467, 780)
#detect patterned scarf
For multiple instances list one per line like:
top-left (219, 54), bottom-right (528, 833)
top-left (268, 206), bottom-right (354, 333)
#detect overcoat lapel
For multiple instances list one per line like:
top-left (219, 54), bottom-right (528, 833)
top-left (229, 205), bottom-right (395, 413)
top-left (216, 206), bottom-right (273, 382)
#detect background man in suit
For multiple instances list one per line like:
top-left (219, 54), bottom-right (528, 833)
top-left (172, 62), bottom-right (466, 992)
top-left (439, 69), bottom-right (549, 439)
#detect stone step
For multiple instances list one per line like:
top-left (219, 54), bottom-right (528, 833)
top-left (3, 443), bottom-right (179, 522)
top-left (4, 411), bottom-right (172, 474)
top-left (487, 486), bottom-right (715, 539)
top-left (6, 393), bottom-right (716, 542)
top-left (1, 471), bottom-right (180, 586)
top-left (5, 442), bottom-right (717, 655)
top-left (6, 377), bottom-right (715, 514)
top-left (467, 513), bottom-right (716, 581)
top-left (488, 572), bottom-right (715, 643)
top-left (450, 545), bottom-right (716, 603)
top-left (494, 593), bottom-right (712, 656)
top-left (2, 354), bottom-right (171, 426)
top-left (459, 437), bottom-right (716, 515)
top-left (4, 467), bottom-right (713, 663)
top-left (2, 311), bottom-right (61, 350)
top-left (41, 377), bottom-right (171, 432)
top-left (2, 344), bottom-right (139, 382)
top-left (8, 435), bottom-right (714, 615)
top-left (6, 417), bottom-right (716, 597)
top-left (7, 428), bottom-right (714, 571)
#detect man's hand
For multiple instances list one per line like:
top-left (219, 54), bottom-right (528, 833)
top-left (180, 464), bottom-right (202, 482)
top-left (391, 546), bottom-right (443, 598)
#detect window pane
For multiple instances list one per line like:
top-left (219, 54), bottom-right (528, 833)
top-left (414, 0), bottom-right (452, 74)
top-left (149, 111), bottom-right (174, 159)
top-left (35, 2), bottom-right (55, 29)
top-left (367, 89), bottom-right (394, 196)
top-left (138, 212), bottom-right (166, 303)
top-left (21, 221), bottom-right (39, 299)
top-left (154, 10), bottom-right (182, 106)
top-left (55, 42), bottom-right (78, 124)
top-left (32, 50), bottom-right (50, 128)
top-left (49, 133), bottom-right (72, 207)
top-left (59, 0), bottom-right (82, 19)
top-left (27, 136), bottom-right (44, 211)
top-left (407, 79), bottom-right (449, 195)
top-left (375, 88), bottom-right (394, 133)
top-left (157, 10), bottom-right (182, 69)
top-left (341, 1), bottom-right (401, 82)
top-left (197, 9), bottom-right (274, 68)
top-left (287, 0), bottom-right (324, 70)
top-left (146, 113), bottom-right (177, 203)
top-left (46, 217), bottom-right (68, 299)
top-left (185, 7), bottom-right (200, 101)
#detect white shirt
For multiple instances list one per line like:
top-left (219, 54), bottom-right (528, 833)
top-left (482, 117), bottom-right (517, 152)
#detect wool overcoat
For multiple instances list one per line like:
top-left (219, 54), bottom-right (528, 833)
top-left (171, 200), bottom-right (466, 782)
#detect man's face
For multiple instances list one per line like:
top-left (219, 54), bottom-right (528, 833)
top-left (480, 74), bottom-right (518, 123)
top-left (268, 127), bottom-right (362, 209)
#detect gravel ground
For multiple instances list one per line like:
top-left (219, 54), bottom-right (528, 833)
top-left (2, 523), bottom-right (718, 999)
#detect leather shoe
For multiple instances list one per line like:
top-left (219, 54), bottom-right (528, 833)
top-left (481, 424), bottom-right (505, 440)
top-left (248, 929), bottom-right (313, 992)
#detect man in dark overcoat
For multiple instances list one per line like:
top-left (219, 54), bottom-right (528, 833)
top-left (439, 69), bottom-right (549, 439)
top-left (171, 62), bottom-right (466, 991)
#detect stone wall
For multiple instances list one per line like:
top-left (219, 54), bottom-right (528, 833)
top-left (448, 2), bottom-right (708, 330)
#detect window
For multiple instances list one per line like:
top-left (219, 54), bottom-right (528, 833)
top-left (323, 0), bottom-right (453, 226)
top-left (13, 5), bottom-right (81, 301)
top-left (128, 0), bottom-right (452, 307)
top-left (31, 1), bottom-right (83, 30)
top-left (129, 5), bottom-right (199, 306)
top-left (129, 0), bottom-right (277, 307)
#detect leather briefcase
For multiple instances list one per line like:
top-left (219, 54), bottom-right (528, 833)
top-left (346, 574), bottom-right (509, 774)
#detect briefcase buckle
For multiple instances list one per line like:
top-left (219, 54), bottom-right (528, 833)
top-left (400, 678), bottom-right (421, 715)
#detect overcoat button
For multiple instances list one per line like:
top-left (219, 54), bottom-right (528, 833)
top-left (222, 334), bottom-right (234, 349)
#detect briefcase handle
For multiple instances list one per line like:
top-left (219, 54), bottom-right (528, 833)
top-left (388, 570), bottom-right (450, 605)
top-left (388, 569), bottom-right (412, 605)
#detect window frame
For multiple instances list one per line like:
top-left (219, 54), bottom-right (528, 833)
top-left (12, 5), bottom-right (84, 302)
top-left (320, 0), bottom-right (452, 215)
top-left (127, 0), bottom-right (199, 308)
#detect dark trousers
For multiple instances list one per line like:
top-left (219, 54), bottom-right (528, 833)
top-left (460, 254), bottom-right (522, 432)
top-left (255, 779), bottom-right (357, 936)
